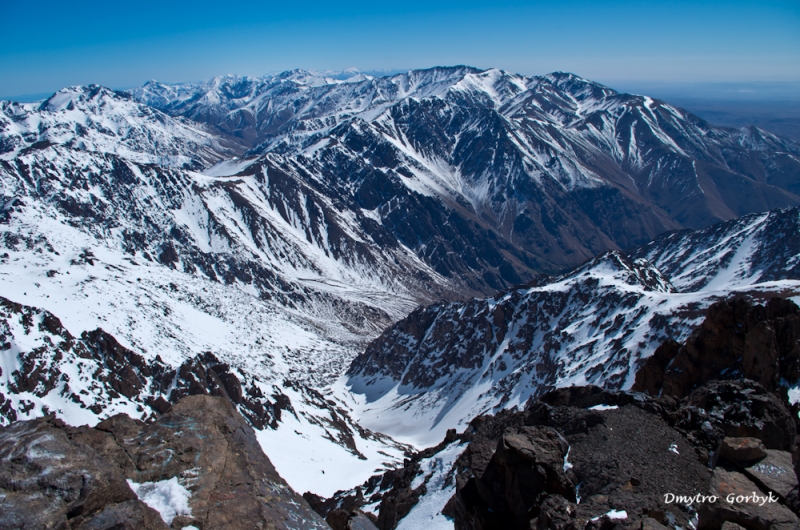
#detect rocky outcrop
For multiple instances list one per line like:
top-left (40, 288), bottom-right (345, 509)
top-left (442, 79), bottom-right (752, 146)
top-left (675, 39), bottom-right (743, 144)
top-left (455, 424), bottom-right (576, 529)
top-left (0, 415), bottom-right (168, 529)
top-left (324, 378), bottom-right (799, 529)
top-left (0, 395), bottom-right (329, 529)
top-left (672, 379), bottom-right (797, 456)
top-left (0, 295), bottom-right (293, 429)
top-left (449, 391), bottom-right (710, 529)
top-left (633, 297), bottom-right (800, 399)
top-left (451, 380), bottom-right (800, 529)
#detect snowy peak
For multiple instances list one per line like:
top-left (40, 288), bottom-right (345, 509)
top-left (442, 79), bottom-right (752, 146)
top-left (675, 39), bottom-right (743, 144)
top-left (631, 207), bottom-right (800, 292)
top-left (0, 84), bottom-right (237, 168)
top-left (39, 84), bottom-right (130, 113)
top-left (565, 250), bottom-right (675, 293)
top-left (542, 72), bottom-right (618, 104)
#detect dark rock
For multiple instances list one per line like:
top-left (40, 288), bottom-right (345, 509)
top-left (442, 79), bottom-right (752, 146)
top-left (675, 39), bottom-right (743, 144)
top-left (326, 509), bottom-right (351, 529)
top-left (565, 405), bottom-right (711, 528)
top-left (0, 395), bottom-right (330, 530)
top-left (641, 518), bottom-right (671, 530)
top-left (675, 379), bottom-right (796, 452)
top-left (0, 415), bottom-right (168, 530)
top-left (534, 494), bottom-right (581, 530)
top-left (633, 297), bottom-right (800, 399)
top-left (719, 437), bottom-right (768, 465)
top-left (325, 509), bottom-right (379, 530)
top-left (466, 425), bottom-right (573, 528)
top-left (71, 500), bottom-right (171, 530)
top-left (450, 400), bottom-right (711, 530)
top-left (375, 465), bottom-right (425, 530)
top-left (720, 522), bottom-right (747, 530)
top-left (348, 511), bottom-right (380, 530)
top-left (743, 450), bottom-right (798, 500)
top-left (698, 467), bottom-right (799, 530)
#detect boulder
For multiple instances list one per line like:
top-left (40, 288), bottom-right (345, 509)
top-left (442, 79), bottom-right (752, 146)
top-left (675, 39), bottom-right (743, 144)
top-left (743, 450), bottom-right (798, 500)
top-left (698, 467), bottom-right (798, 530)
top-left (0, 415), bottom-right (167, 530)
top-left (719, 437), bottom-right (769, 465)
top-left (453, 425), bottom-right (575, 529)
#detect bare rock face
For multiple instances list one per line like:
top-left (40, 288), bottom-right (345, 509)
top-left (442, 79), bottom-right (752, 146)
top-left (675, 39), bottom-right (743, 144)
top-left (438, 383), bottom-right (797, 530)
top-left (456, 425), bottom-right (574, 529)
top-left (0, 415), bottom-right (168, 530)
top-left (450, 394), bottom-right (713, 530)
top-left (0, 395), bottom-right (329, 530)
top-left (633, 297), bottom-right (800, 398)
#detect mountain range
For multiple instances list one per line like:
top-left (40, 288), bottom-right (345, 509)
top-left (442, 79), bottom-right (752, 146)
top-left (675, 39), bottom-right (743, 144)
top-left (1, 66), bottom-right (799, 515)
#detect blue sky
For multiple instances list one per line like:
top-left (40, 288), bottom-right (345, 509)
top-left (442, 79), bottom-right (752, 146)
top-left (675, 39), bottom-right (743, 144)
top-left (1, 0), bottom-right (798, 98)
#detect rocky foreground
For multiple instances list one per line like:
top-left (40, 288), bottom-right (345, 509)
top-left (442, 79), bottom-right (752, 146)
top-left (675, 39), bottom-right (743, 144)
top-left (1, 297), bottom-right (799, 529)
top-left (0, 395), bottom-right (330, 529)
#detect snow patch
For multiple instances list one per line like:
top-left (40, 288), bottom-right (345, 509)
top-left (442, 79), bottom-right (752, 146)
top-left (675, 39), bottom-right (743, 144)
top-left (593, 509), bottom-right (628, 521)
top-left (397, 441), bottom-right (467, 530)
top-left (788, 386), bottom-right (800, 406)
top-left (202, 157), bottom-right (256, 177)
top-left (587, 404), bottom-right (618, 411)
top-left (127, 477), bottom-right (192, 525)
top-left (563, 446), bottom-right (573, 471)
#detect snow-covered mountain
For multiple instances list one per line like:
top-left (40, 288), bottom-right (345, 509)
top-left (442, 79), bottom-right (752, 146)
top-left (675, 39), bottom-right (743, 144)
top-left (0, 86), bottom-right (240, 168)
top-left (0, 83), bottom-right (448, 497)
top-left (1, 66), bottom-right (800, 500)
top-left (343, 207), bottom-right (800, 447)
top-left (133, 67), bottom-right (800, 273)
top-left (0, 217), bottom-right (414, 495)
top-left (630, 206), bottom-right (800, 292)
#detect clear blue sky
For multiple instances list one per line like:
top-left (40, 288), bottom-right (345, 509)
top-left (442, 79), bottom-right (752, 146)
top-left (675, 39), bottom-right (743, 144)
top-left (1, 0), bottom-right (798, 98)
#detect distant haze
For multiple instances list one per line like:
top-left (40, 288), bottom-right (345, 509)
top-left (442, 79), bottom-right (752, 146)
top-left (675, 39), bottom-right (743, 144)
top-left (1, 0), bottom-right (798, 97)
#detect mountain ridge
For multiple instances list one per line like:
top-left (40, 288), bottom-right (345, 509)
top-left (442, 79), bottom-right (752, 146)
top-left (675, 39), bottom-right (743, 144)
top-left (343, 207), bottom-right (800, 447)
top-left (131, 65), bottom-right (800, 271)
